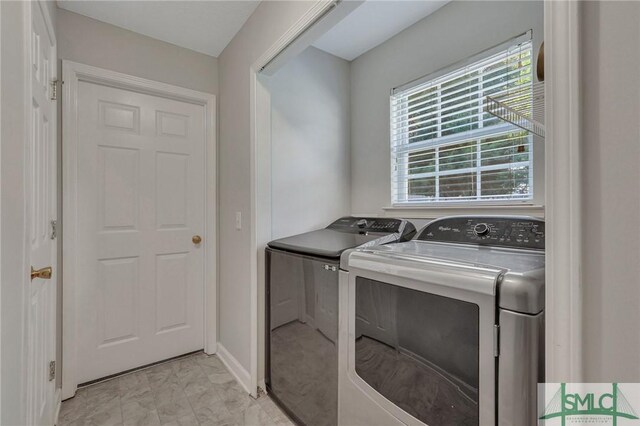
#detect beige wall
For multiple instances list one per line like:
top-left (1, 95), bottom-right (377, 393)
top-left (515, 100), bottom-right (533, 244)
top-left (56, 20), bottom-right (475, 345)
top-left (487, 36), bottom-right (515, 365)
top-left (218, 1), bottom-right (321, 374)
top-left (581, 1), bottom-right (640, 381)
top-left (57, 8), bottom-right (218, 94)
top-left (269, 46), bottom-right (351, 241)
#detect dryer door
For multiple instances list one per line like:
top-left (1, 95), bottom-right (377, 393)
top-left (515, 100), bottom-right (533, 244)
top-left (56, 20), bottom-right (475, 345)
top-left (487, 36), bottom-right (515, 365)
top-left (342, 252), bottom-right (500, 426)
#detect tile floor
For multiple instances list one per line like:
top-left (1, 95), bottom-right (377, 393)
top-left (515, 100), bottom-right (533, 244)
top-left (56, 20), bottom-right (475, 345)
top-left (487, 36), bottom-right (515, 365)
top-left (58, 352), bottom-right (293, 426)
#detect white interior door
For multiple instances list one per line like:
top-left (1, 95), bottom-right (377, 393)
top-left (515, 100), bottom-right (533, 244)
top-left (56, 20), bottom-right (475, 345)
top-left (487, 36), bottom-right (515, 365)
top-left (74, 80), bottom-right (206, 383)
top-left (27, 2), bottom-right (57, 425)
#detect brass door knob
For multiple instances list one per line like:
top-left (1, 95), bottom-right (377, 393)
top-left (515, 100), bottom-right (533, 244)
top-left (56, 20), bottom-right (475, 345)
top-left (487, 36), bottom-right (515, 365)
top-left (31, 266), bottom-right (52, 280)
top-left (192, 235), bottom-right (202, 244)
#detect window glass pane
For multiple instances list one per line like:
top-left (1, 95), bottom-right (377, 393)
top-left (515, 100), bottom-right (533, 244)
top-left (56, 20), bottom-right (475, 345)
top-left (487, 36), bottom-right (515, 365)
top-left (441, 73), bottom-right (479, 136)
top-left (408, 150), bottom-right (436, 174)
top-left (439, 172), bottom-right (477, 199)
top-left (439, 141), bottom-right (476, 172)
top-left (482, 50), bottom-right (532, 127)
top-left (480, 131), bottom-right (530, 167)
top-left (408, 88), bottom-right (438, 143)
top-left (408, 177), bottom-right (436, 199)
top-left (482, 50), bottom-right (532, 95)
top-left (480, 167), bottom-right (530, 197)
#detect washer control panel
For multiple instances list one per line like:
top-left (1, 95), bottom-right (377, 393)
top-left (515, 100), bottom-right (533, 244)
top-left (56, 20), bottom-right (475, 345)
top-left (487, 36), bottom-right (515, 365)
top-left (329, 217), bottom-right (404, 233)
top-left (328, 217), bottom-right (416, 238)
top-left (417, 216), bottom-right (545, 250)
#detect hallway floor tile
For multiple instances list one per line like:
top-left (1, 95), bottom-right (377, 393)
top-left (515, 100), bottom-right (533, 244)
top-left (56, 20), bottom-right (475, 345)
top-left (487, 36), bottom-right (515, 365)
top-left (58, 352), bottom-right (293, 426)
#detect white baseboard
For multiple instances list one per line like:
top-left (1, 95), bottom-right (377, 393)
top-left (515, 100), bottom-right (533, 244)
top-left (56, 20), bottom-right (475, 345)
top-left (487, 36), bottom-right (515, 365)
top-left (216, 343), bottom-right (252, 395)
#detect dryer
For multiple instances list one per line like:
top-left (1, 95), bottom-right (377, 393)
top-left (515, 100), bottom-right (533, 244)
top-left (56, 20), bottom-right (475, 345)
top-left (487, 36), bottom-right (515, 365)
top-left (338, 216), bottom-right (545, 426)
top-left (266, 217), bottom-right (416, 426)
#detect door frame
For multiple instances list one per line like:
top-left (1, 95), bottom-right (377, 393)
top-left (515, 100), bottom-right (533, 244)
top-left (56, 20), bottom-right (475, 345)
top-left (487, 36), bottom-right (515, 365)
top-left (61, 61), bottom-right (217, 399)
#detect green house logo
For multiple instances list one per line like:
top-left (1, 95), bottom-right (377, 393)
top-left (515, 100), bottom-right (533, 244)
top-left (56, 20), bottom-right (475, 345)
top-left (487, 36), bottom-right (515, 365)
top-left (540, 383), bottom-right (639, 425)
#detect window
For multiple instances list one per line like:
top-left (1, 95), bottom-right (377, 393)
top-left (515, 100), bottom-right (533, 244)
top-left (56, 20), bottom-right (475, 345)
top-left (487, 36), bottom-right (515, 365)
top-left (391, 39), bottom-right (533, 205)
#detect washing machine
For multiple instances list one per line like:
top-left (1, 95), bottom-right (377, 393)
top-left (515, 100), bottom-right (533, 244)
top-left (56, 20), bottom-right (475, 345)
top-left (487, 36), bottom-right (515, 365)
top-left (338, 216), bottom-right (545, 426)
top-left (265, 217), bottom-right (416, 426)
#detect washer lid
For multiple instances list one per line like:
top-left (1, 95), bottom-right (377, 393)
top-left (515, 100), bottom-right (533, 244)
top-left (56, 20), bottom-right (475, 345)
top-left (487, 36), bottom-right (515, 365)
top-left (268, 229), bottom-right (386, 259)
top-left (267, 217), bottom-right (415, 259)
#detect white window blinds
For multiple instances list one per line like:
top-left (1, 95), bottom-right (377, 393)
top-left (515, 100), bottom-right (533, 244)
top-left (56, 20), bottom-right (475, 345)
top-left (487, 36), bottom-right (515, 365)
top-left (391, 39), bottom-right (534, 204)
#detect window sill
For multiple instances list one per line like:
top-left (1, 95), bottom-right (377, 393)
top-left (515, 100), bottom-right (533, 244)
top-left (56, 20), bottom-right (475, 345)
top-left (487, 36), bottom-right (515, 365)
top-left (381, 203), bottom-right (545, 219)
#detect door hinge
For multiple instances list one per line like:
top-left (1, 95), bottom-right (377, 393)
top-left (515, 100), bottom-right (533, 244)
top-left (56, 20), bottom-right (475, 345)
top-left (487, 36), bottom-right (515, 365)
top-left (50, 79), bottom-right (58, 101)
top-left (50, 220), bottom-right (57, 240)
top-left (49, 360), bottom-right (55, 381)
top-left (493, 325), bottom-right (500, 357)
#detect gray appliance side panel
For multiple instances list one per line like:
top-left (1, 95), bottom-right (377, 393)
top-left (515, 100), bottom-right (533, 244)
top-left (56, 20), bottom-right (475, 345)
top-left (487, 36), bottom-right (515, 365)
top-left (499, 269), bottom-right (545, 314)
top-left (267, 249), bottom-right (340, 426)
top-left (498, 309), bottom-right (544, 426)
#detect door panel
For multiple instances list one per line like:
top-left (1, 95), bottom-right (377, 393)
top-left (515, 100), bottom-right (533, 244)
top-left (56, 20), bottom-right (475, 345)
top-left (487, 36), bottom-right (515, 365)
top-left (156, 152), bottom-right (188, 228)
top-left (76, 81), bottom-right (206, 383)
top-left (27, 2), bottom-right (57, 425)
top-left (98, 257), bottom-right (139, 346)
top-left (156, 252), bottom-right (189, 333)
top-left (98, 146), bottom-right (139, 230)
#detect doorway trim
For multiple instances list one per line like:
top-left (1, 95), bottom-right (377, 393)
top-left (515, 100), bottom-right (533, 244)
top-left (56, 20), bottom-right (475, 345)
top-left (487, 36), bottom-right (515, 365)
top-left (248, 0), bottom-right (584, 395)
top-left (61, 61), bottom-right (217, 399)
top-left (543, 0), bottom-right (583, 382)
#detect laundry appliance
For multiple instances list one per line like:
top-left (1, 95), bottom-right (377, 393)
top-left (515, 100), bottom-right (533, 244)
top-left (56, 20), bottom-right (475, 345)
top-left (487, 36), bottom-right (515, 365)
top-left (265, 217), bottom-right (416, 426)
top-left (338, 216), bottom-right (545, 426)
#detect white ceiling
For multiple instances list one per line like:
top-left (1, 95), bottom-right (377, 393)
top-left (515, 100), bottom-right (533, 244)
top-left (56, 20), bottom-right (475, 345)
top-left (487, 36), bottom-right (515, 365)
top-left (57, 1), bottom-right (260, 57)
top-left (313, 0), bottom-right (450, 61)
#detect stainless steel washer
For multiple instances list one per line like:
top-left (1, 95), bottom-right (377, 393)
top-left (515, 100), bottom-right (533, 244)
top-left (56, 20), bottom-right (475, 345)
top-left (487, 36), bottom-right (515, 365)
top-left (266, 217), bottom-right (416, 426)
top-left (338, 216), bottom-right (545, 426)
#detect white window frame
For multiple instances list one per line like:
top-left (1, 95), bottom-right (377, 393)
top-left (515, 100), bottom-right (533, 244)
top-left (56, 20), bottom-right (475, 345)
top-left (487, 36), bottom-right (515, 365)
top-left (390, 32), bottom-right (539, 208)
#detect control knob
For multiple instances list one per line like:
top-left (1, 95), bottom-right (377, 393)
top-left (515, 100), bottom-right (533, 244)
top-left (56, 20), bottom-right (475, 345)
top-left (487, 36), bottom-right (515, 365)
top-left (357, 219), bottom-right (368, 229)
top-left (473, 223), bottom-right (490, 237)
